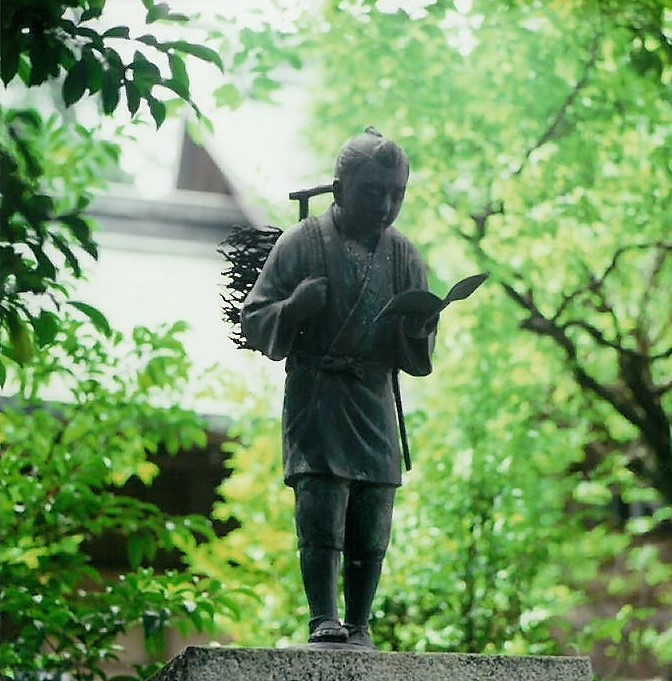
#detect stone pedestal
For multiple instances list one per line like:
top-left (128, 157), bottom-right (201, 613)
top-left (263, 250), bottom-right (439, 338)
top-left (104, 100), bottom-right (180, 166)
top-left (148, 645), bottom-right (593, 681)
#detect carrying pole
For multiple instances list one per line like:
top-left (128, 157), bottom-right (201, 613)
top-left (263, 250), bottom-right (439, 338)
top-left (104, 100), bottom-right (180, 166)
top-left (289, 184), bottom-right (334, 220)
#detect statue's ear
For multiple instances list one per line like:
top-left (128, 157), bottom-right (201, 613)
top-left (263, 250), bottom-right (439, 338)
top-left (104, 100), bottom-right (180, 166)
top-left (332, 179), bottom-right (343, 206)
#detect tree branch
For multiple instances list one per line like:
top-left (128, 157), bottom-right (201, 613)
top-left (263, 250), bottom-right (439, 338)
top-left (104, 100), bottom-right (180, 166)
top-left (654, 378), bottom-right (672, 397)
top-left (512, 33), bottom-right (601, 178)
top-left (499, 280), bottom-right (647, 430)
top-left (651, 345), bottom-right (672, 362)
top-left (562, 319), bottom-right (624, 352)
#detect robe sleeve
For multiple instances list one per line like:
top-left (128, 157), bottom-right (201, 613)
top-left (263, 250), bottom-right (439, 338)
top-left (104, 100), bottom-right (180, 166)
top-left (240, 227), bottom-right (306, 361)
top-left (395, 241), bottom-right (437, 377)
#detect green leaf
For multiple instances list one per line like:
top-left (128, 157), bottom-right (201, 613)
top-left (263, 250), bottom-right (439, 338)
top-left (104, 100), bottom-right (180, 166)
top-left (81, 7), bottom-right (104, 21)
top-left (32, 311), bottom-right (60, 347)
top-left (128, 534), bottom-right (144, 569)
top-left (147, 96), bottom-right (166, 128)
top-left (1, 35), bottom-right (21, 85)
top-left (17, 53), bottom-right (31, 85)
top-left (125, 80), bottom-right (141, 116)
top-left (7, 108), bottom-right (42, 129)
top-left (12, 135), bottom-right (42, 179)
top-left (28, 37), bottom-right (54, 86)
top-left (58, 18), bottom-right (77, 37)
top-left (101, 69), bottom-right (121, 114)
top-left (167, 52), bottom-right (190, 99)
top-left (192, 105), bottom-right (214, 134)
top-left (28, 193), bottom-right (54, 221)
top-left (50, 232), bottom-right (81, 276)
top-left (166, 13), bottom-right (189, 23)
top-left (136, 34), bottom-right (160, 48)
top-left (214, 83), bottom-right (243, 110)
top-left (250, 75), bottom-right (280, 103)
top-left (67, 301), bottom-right (112, 336)
top-left (0, 359), bottom-right (6, 387)
top-left (76, 26), bottom-right (105, 50)
top-left (83, 49), bottom-right (103, 94)
top-left (27, 242), bottom-right (57, 279)
top-left (63, 59), bottom-right (89, 107)
top-left (7, 315), bottom-right (34, 365)
top-left (131, 50), bottom-right (161, 94)
top-left (162, 41), bottom-right (224, 71)
top-left (103, 26), bottom-right (131, 39)
top-left (59, 214), bottom-right (98, 259)
top-left (146, 2), bottom-right (171, 23)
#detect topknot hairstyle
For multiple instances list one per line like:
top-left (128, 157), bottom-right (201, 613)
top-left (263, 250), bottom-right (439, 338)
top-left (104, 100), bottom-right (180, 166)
top-left (334, 126), bottom-right (408, 181)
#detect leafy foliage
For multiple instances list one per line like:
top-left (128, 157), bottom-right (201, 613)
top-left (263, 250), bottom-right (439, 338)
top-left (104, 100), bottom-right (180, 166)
top-left (1, 0), bottom-right (222, 120)
top-left (305, 0), bottom-right (671, 672)
top-left (377, 311), bottom-right (582, 652)
top-left (0, 319), bottom-right (241, 680)
top-left (186, 372), bottom-right (302, 648)
top-left (0, 0), bottom-right (225, 385)
top-left (304, 0), bottom-right (671, 504)
top-left (0, 105), bottom-right (117, 382)
top-left (190, 0), bottom-right (672, 675)
top-left (3, 0), bottom-right (670, 676)
top-left (0, 1), bottom-right (258, 678)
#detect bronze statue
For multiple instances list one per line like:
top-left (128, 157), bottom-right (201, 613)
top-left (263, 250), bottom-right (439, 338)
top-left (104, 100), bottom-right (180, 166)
top-left (240, 127), bottom-right (438, 648)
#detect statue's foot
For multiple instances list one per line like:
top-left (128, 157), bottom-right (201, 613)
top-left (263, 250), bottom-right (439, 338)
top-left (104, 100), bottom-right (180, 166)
top-left (344, 624), bottom-right (376, 649)
top-left (308, 619), bottom-right (349, 644)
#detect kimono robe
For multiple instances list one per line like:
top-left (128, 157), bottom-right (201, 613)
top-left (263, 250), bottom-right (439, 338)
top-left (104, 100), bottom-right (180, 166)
top-left (241, 207), bottom-right (436, 487)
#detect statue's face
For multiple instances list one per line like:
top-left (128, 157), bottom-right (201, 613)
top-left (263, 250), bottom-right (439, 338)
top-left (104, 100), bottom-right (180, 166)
top-left (335, 158), bottom-right (409, 237)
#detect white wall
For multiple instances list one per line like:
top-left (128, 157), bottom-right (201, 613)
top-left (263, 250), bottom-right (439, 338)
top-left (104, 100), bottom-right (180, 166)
top-left (73, 190), bottom-right (286, 415)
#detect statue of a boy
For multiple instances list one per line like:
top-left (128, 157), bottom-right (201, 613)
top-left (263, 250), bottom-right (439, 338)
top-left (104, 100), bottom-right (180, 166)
top-left (241, 127), bottom-right (437, 648)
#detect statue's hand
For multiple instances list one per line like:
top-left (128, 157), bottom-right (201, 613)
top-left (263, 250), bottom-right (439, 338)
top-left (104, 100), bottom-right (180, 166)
top-left (402, 312), bottom-right (439, 339)
top-left (284, 277), bottom-right (328, 324)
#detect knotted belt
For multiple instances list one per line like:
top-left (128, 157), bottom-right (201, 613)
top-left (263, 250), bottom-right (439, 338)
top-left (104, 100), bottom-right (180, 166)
top-left (288, 353), bottom-right (385, 381)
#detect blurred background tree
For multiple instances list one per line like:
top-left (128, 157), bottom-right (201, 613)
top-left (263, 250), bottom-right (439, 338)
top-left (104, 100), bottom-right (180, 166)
top-left (206, 0), bottom-right (671, 677)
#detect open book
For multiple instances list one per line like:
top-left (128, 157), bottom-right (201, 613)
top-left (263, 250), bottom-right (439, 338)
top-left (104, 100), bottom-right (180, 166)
top-left (374, 272), bottom-right (489, 322)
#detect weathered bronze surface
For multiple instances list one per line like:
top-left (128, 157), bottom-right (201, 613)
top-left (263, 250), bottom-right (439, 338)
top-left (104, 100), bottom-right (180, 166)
top-left (241, 127), bottom-right (437, 647)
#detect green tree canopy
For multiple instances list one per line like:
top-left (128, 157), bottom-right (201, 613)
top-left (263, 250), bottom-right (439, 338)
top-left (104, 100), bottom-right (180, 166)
top-left (204, 1), bottom-right (671, 674)
top-left (302, 0), bottom-right (671, 507)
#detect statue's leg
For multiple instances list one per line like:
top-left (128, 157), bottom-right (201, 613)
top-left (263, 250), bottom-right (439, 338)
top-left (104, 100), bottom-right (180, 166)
top-left (343, 483), bottom-right (396, 648)
top-left (300, 547), bottom-right (346, 640)
top-left (293, 475), bottom-right (349, 643)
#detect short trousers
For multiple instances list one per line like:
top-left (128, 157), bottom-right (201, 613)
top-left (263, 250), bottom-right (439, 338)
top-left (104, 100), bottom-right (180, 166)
top-left (292, 474), bottom-right (396, 558)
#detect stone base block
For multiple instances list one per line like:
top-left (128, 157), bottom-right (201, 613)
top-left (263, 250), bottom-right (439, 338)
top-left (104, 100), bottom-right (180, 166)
top-left (148, 645), bottom-right (593, 681)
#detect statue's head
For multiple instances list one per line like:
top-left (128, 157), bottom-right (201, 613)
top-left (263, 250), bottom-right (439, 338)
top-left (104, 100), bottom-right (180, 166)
top-left (334, 126), bottom-right (408, 183)
top-left (333, 127), bottom-right (409, 235)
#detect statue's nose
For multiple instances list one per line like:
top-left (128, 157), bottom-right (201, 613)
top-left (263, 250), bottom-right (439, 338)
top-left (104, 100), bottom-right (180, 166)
top-left (380, 193), bottom-right (393, 215)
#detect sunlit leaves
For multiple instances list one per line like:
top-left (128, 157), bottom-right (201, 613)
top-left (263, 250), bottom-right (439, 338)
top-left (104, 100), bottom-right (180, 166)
top-left (190, 375), bottom-right (302, 648)
top-left (213, 83), bottom-right (244, 110)
top-left (267, 0), bottom-right (672, 665)
top-left (0, 318), bottom-right (244, 677)
top-left (147, 95), bottom-right (167, 128)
